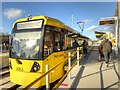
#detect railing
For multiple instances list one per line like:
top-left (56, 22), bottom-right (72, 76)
top-left (52, 49), bottom-right (82, 89)
top-left (22, 47), bottom-right (82, 90)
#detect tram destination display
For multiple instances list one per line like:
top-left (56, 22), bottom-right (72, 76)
top-left (17, 20), bottom-right (43, 30)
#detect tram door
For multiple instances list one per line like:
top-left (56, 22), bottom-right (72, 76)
top-left (44, 27), bottom-right (53, 58)
top-left (54, 31), bottom-right (61, 51)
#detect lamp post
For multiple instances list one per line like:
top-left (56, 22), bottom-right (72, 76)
top-left (77, 21), bottom-right (85, 33)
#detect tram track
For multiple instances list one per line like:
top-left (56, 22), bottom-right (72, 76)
top-left (0, 70), bottom-right (10, 77)
top-left (0, 72), bottom-right (65, 90)
top-left (0, 64), bottom-right (62, 90)
top-left (0, 70), bottom-right (21, 90)
top-left (0, 69), bottom-right (51, 90)
top-left (0, 66), bottom-right (10, 77)
top-left (0, 75), bottom-right (22, 90)
top-left (1, 66), bottom-right (9, 70)
top-left (1, 81), bottom-right (21, 90)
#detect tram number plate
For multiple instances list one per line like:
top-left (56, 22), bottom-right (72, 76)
top-left (54, 54), bottom-right (64, 58)
top-left (16, 67), bottom-right (23, 71)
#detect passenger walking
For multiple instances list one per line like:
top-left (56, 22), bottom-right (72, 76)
top-left (101, 38), bottom-right (112, 67)
top-left (82, 40), bottom-right (88, 56)
top-left (98, 45), bottom-right (104, 61)
top-left (73, 39), bottom-right (79, 48)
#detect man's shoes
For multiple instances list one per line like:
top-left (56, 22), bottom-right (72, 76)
top-left (106, 64), bottom-right (109, 67)
top-left (98, 60), bottom-right (101, 62)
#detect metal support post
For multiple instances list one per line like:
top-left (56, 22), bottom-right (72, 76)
top-left (77, 47), bottom-right (80, 66)
top-left (46, 65), bottom-right (49, 90)
top-left (115, 16), bottom-right (119, 55)
top-left (118, 1), bottom-right (120, 89)
top-left (68, 52), bottom-right (71, 79)
top-left (71, 39), bottom-right (73, 47)
top-left (72, 15), bottom-right (74, 29)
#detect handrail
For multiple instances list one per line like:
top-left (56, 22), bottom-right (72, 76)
top-left (52, 54), bottom-right (82, 89)
top-left (23, 47), bottom-right (82, 90)
top-left (53, 45), bottom-right (94, 89)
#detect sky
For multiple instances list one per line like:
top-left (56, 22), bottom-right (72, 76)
top-left (1, 2), bottom-right (116, 40)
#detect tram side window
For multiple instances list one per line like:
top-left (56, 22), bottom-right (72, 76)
top-left (61, 29), bottom-right (66, 50)
top-left (44, 29), bottom-right (53, 57)
top-left (54, 31), bottom-right (61, 51)
top-left (66, 31), bottom-right (74, 49)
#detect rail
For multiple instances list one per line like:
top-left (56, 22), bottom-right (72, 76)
top-left (52, 53), bottom-right (82, 89)
top-left (52, 45), bottom-right (94, 89)
top-left (23, 47), bottom-right (82, 90)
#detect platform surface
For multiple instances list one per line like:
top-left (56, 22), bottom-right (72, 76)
top-left (59, 48), bottom-right (119, 89)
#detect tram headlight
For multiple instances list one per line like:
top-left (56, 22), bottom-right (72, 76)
top-left (30, 62), bottom-right (40, 72)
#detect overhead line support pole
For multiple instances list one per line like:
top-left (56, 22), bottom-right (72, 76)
top-left (72, 15), bottom-right (74, 29)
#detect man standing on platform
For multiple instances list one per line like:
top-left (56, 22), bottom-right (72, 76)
top-left (82, 40), bottom-right (88, 56)
top-left (101, 38), bottom-right (112, 67)
top-left (73, 39), bottom-right (79, 48)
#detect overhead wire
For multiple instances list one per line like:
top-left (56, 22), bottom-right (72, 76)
top-left (63, 3), bottom-right (79, 22)
top-left (63, 3), bottom-right (84, 33)
top-left (24, 3), bottom-right (48, 17)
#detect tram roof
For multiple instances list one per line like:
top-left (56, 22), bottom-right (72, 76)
top-left (67, 33), bottom-right (90, 40)
top-left (12, 15), bottom-right (75, 32)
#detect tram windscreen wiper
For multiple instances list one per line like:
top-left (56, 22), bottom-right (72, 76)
top-left (11, 46), bottom-right (18, 59)
top-left (11, 47), bottom-right (22, 64)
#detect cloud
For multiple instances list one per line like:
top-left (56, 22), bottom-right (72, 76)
top-left (3, 8), bottom-right (23, 19)
top-left (83, 19), bottom-right (92, 23)
top-left (0, 26), bottom-right (4, 31)
top-left (78, 19), bottom-right (92, 25)
top-left (85, 25), bottom-right (98, 31)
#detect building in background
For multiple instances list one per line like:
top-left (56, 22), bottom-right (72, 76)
top-left (0, 32), bottom-right (9, 53)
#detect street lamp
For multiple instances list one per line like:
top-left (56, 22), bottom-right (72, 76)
top-left (77, 21), bottom-right (85, 33)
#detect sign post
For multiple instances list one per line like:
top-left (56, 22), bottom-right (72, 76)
top-left (99, 17), bottom-right (118, 55)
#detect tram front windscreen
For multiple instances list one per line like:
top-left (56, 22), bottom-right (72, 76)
top-left (10, 20), bottom-right (44, 60)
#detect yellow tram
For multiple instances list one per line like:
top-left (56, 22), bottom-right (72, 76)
top-left (9, 15), bottom-right (80, 87)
